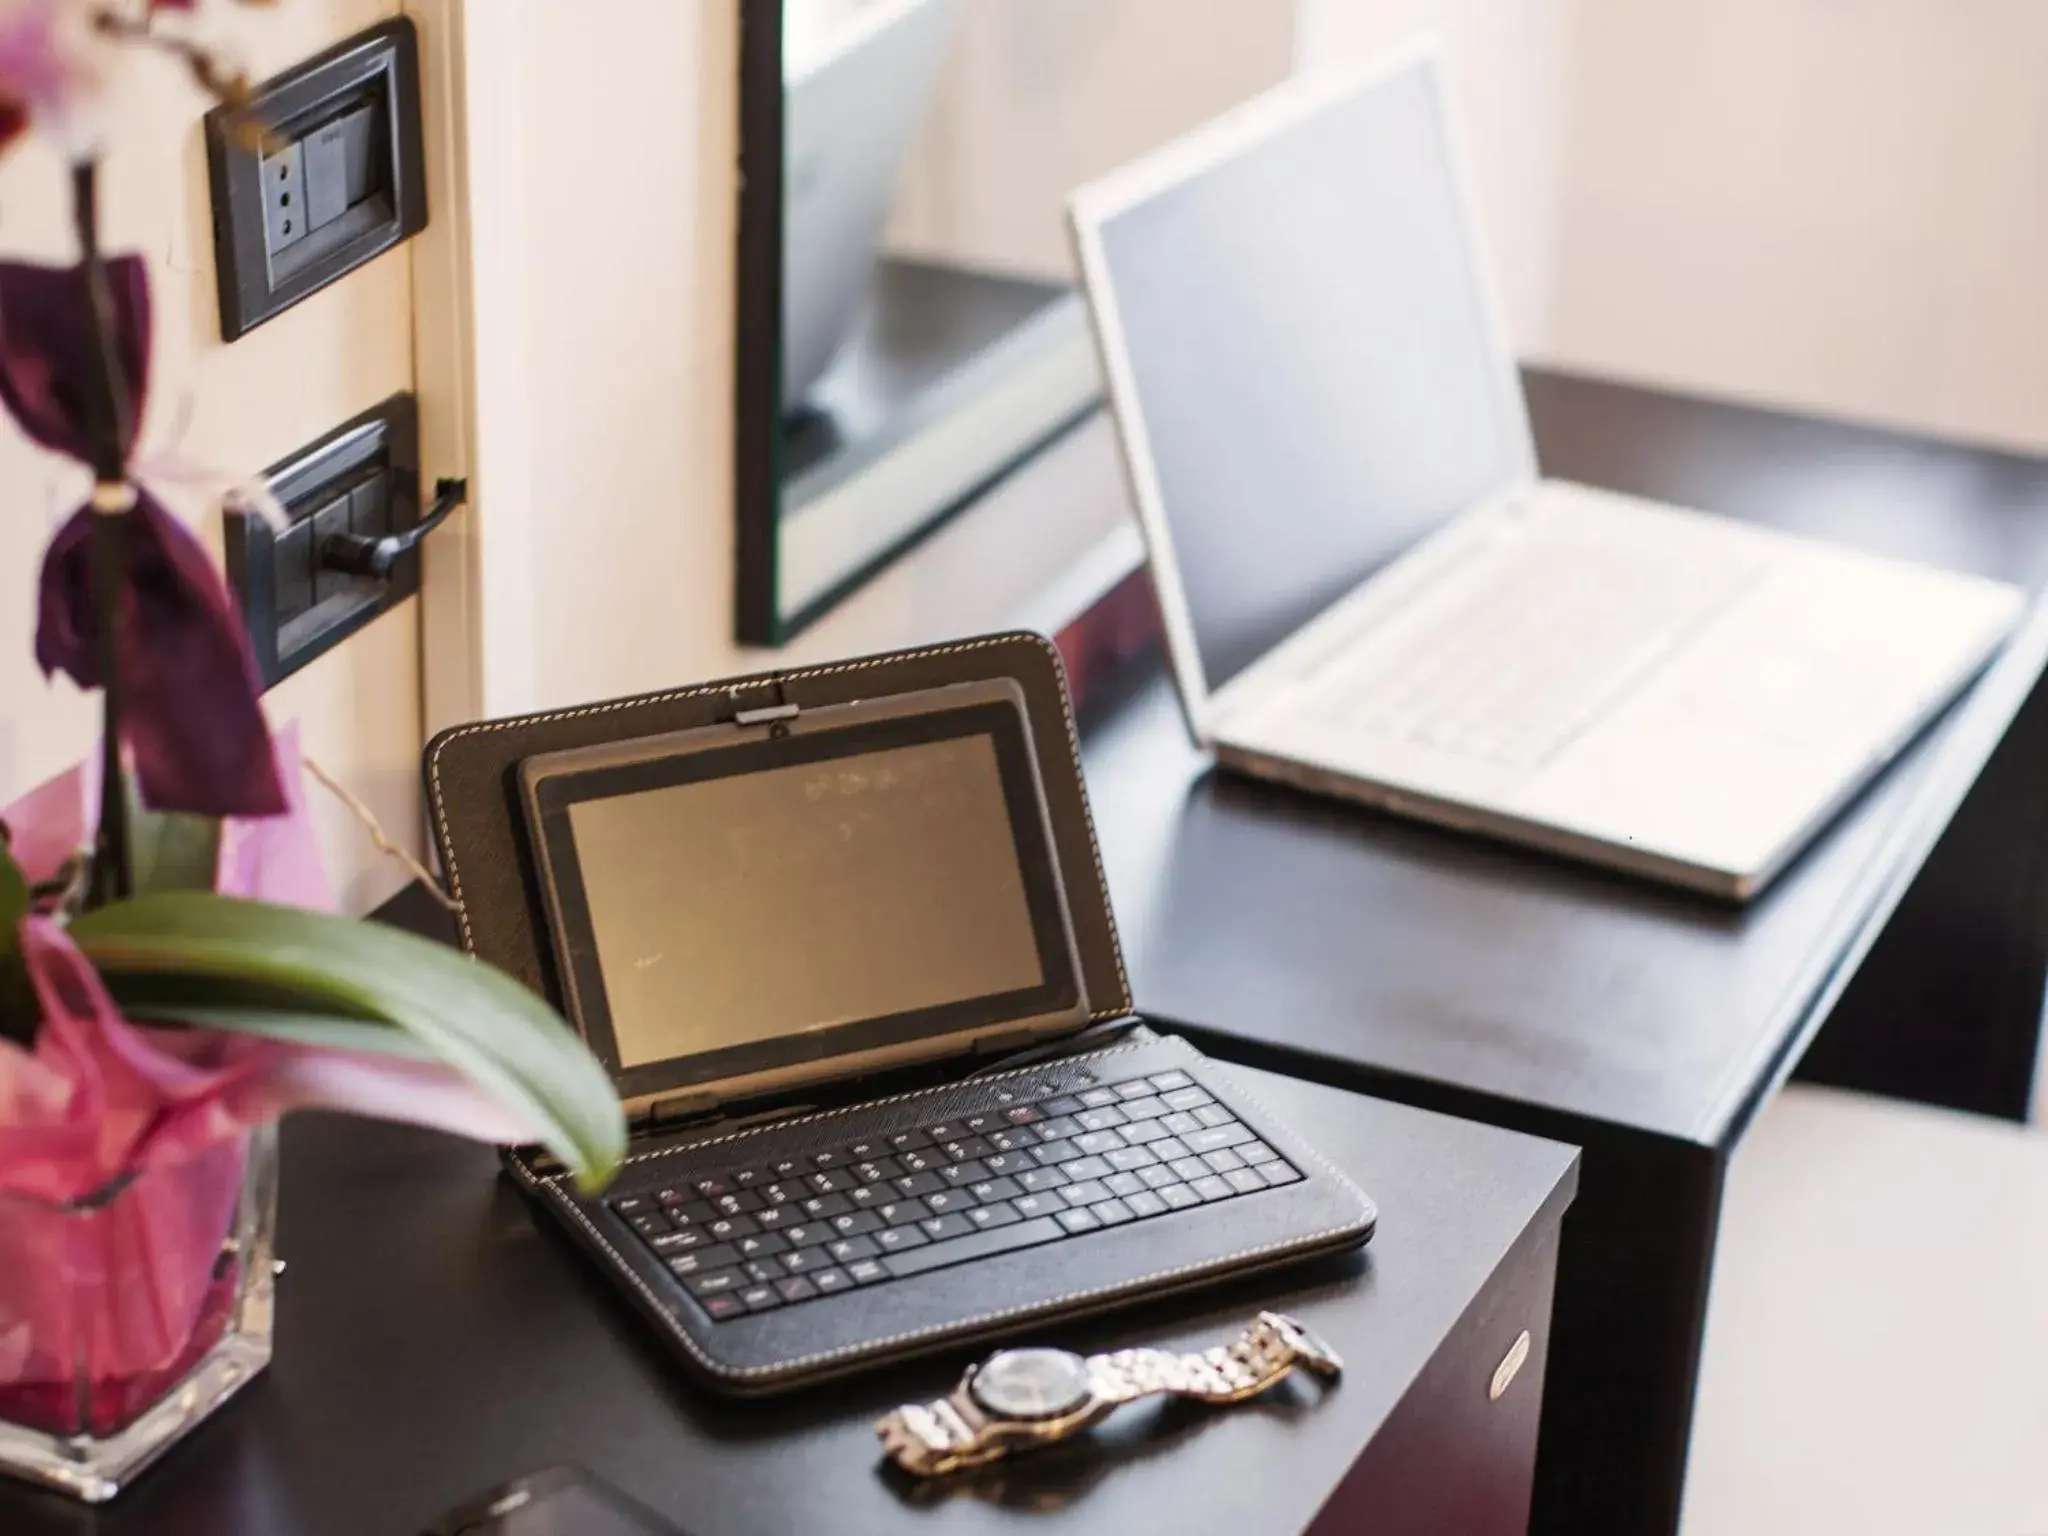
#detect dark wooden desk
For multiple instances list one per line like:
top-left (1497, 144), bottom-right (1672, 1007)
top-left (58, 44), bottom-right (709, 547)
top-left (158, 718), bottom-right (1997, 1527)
top-left (1079, 369), bottom-right (2048, 1534)
top-left (0, 1072), bottom-right (1576, 1536)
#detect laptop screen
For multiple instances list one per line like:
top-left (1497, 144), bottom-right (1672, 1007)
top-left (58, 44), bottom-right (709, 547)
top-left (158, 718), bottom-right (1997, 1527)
top-left (1083, 55), bottom-right (1531, 694)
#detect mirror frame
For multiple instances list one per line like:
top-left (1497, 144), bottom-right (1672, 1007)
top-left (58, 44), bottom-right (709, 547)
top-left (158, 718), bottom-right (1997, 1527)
top-left (733, 0), bottom-right (786, 643)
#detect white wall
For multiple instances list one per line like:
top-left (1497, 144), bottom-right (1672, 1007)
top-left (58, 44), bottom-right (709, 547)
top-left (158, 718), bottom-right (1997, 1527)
top-left (0, 0), bottom-right (425, 914)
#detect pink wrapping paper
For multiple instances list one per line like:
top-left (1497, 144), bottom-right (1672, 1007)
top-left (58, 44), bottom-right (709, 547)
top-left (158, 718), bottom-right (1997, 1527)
top-left (0, 734), bottom-right (540, 1435)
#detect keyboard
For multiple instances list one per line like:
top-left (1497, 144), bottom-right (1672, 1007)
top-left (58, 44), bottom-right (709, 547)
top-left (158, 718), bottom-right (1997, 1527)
top-left (607, 1065), bottom-right (1303, 1323)
top-left (1319, 503), bottom-right (1762, 770)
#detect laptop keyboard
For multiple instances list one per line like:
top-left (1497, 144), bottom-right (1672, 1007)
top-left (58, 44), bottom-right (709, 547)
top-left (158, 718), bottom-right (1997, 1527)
top-left (1320, 513), bottom-right (1762, 770)
top-left (607, 1068), bottom-right (1301, 1322)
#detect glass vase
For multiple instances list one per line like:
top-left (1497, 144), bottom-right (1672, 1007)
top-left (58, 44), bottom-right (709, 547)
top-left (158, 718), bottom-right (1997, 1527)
top-left (0, 1126), bottom-right (278, 1504)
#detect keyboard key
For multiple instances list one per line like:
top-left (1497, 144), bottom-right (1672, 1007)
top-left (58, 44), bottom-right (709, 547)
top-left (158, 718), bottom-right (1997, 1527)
top-left (1103, 1171), bottom-right (1147, 1199)
top-left (1090, 1196), bottom-right (1136, 1226)
top-left (1076, 1107), bottom-right (1127, 1132)
top-left (938, 1160), bottom-right (989, 1187)
top-left (800, 1194), bottom-right (851, 1220)
top-left (986, 1129), bottom-right (1035, 1153)
top-left (970, 1177), bottom-right (1022, 1203)
top-left (847, 1184), bottom-right (887, 1209)
top-left (1032, 1141), bottom-right (1083, 1166)
top-left (776, 1276), bottom-right (818, 1304)
top-left (692, 1177), bottom-right (733, 1199)
top-left (923, 1121), bottom-right (965, 1144)
top-left (651, 1228), bottom-right (708, 1256)
top-left (731, 1167), bottom-right (765, 1187)
top-left (1121, 1096), bottom-right (1170, 1121)
top-left (847, 1140), bottom-right (889, 1161)
top-left (1041, 1095), bottom-right (1084, 1117)
top-left (1195, 1104), bottom-right (1235, 1128)
top-left (1163, 1087), bottom-right (1213, 1111)
top-left (1106, 1146), bottom-right (1158, 1171)
top-left (655, 1189), bottom-right (696, 1211)
top-left (1074, 1130), bottom-right (1125, 1156)
top-left (683, 1267), bottom-right (744, 1298)
top-left (1055, 1206), bottom-right (1102, 1235)
top-left (1183, 1124), bottom-right (1254, 1155)
top-left (1035, 1116), bottom-right (1084, 1142)
top-left (735, 1232), bottom-right (788, 1260)
top-left (853, 1158), bottom-right (901, 1185)
top-left (713, 1190), bottom-right (762, 1217)
top-left (886, 1128), bottom-right (931, 1152)
top-left (1169, 1157), bottom-right (1208, 1182)
top-left (810, 1266), bottom-right (854, 1294)
top-left (628, 1211), bottom-right (670, 1237)
top-left (894, 1171), bottom-right (945, 1198)
top-left (923, 1187), bottom-right (978, 1216)
top-left (808, 1169), bottom-right (851, 1194)
top-left (780, 1222), bottom-right (831, 1249)
top-left (1003, 1104), bottom-right (1042, 1125)
top-left (706, 1215), bottom-right (758, 1242)
top-left (1061, 1179), bottom-right (1111, 1207)
top-left (1124, 1190), bottom-right (1168, 1219)
top-left (761, 1183), bottom-right (802, 1210)
top-left (1260, 1161), bottom-right (1303, 1187)
top-left (1152, 1136), bottom-right (1193, 1161)
top-left (742, 1259), bottom-right (782, 1285)
top-left (1121, 1119), bottom-right (1169, 1145)
top-left (881, 1216), bottom-right (1064, 1278)
top-left (1161, 1184), bottom-right (1201, 1211)
top-left (753, 1205), bottom-right (792, 1229)
top-left (1010, 1192), bottom-right (1062, 1220)
top-left (1078, 1087), bottom-right (1119, 1108)
top-left (611, 1195), bottom-right (651, 1217)
top-left (828, 1236), bottom-right (880, 1263)
top-left (897, 1149), bottom-right (942, 1175)
top-left (961, 1112), bottom-right (1004, 1135)
top-left (828, 1209), bottom-right (880, 1237)
top-left (770, 1159), bottom-right (804, 1180)
top-left (1015, 1167), bottom-right (1069, 1193)
top-left (700, 1292), bottom-right (747, 1322)
top-left (1150, 1071), bottom-right (1194, 1092)
top-left (667, 1243), bottom-right (739, 1276)
top-left (1190, 1175), bottom-right (1234, 1202)
top-left (846, 1259), bottom-right (890, 1285)
top-left (1225, 1167), bottom-right (1269, 1195)
top-left (920, 1213), bottom-right (974, 1242)
top-left (1162, 1112), bottom-right (1203, 1138)
top-left (981, 1151), bottom-right (1035, 1178)
top-left (780, 1247), bottom-right (828, 1274)
top-left (1138, 1164), bottom-right (1180, 1191)
top-left (1202, 1149), bottom-right (1247, 1175)
top-left (1240, 1141), bottom-right (1283, 1166)
top-left (875, 1225), bottom-right (929, 1254)
top-left (967, 1202), bottom-right (1021, 1231)
top-left (876, 1198), bottom-right (931, 1227)
top-left (942, 1137), bottom-right (994, 1162)
top-left (811, 1148), bottom-right (849, 1169)
top-left (1065, 1156), bottom-right (1114, 1183)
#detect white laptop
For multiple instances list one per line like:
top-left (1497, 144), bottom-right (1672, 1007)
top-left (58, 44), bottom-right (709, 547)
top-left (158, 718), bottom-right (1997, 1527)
top-left (782, 0), bottom-right (963, 410)
top-left (1067, 40), bottom-right (2021, 900)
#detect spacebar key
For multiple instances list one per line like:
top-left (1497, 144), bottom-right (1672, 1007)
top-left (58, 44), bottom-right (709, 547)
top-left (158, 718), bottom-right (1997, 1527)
top-left (880, 1217), bottom-right (1064, 1279)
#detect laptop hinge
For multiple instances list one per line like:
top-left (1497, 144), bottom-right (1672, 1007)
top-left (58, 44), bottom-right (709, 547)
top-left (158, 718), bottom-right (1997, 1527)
top-left (632, 1091), bottom-right (727, 1137)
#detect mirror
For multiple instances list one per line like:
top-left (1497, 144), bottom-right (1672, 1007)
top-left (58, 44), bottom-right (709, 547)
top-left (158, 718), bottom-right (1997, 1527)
top-left (734, 0), bottom-right (1296, 643)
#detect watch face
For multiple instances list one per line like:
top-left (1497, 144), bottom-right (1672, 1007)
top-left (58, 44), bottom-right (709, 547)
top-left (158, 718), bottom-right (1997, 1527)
top-left (1267, 1313), bottom-right (1342, 1372)
top-left (969, 1348), bottom-right (1093, 1421)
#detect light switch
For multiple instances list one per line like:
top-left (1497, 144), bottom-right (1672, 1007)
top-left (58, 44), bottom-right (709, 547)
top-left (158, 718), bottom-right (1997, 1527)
top-left (273, 519), bottom-right (314, 624)
top-left (260, 139), bottom-right (306, 255)
top-left (302, 106), bottom-right (376, 229)
top-left (347, 473), bottom-right (389, 536)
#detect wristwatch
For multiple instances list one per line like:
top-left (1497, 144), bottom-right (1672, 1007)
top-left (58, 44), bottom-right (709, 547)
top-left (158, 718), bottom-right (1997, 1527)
top-left (876, 1312), bottom-right (1341, 1477)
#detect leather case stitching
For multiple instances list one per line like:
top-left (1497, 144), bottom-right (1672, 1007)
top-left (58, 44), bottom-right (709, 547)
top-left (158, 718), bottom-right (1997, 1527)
top-left (538, 1039), bottom-right (1374, 1380)
top-left (426, 632), bottom-right (1131, 1020)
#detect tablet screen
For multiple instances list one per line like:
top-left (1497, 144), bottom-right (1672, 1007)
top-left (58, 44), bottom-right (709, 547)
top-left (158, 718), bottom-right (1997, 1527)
top-left (523, 697), bottom-right (1079, 1096)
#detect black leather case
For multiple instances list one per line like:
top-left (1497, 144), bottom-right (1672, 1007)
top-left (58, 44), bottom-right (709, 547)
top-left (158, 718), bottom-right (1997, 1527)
top-left (422, 632), bottom-right (1376, 1393)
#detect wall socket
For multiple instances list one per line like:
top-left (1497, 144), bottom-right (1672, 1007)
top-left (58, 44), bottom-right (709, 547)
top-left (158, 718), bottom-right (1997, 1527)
top-left (260, 139), bottom-right (308, 257)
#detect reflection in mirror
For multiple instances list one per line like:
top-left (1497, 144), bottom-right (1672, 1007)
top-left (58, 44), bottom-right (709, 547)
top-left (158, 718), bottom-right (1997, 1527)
top-left (735, 1), bottom-right (1296, 643)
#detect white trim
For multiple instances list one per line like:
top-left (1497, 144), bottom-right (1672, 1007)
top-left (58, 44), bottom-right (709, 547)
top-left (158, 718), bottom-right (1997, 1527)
top-left (1007, 519), bottom-right (1145, 641)
top-left (1066, 37), bottom-right (1538, 743)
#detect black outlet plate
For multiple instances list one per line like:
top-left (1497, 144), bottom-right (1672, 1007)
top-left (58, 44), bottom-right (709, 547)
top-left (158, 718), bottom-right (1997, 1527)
top-left (227, 394), bottom-right (422, 689)
top-left (205, 17), bottom-right (427, 340)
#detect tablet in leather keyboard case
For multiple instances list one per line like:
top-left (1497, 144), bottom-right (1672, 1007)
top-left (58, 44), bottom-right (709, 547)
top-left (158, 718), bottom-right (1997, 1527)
top-left (421, 632), bottom-right (1375, 1392)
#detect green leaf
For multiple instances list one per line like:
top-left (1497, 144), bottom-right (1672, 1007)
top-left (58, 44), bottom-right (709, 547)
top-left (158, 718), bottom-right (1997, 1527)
top-left (0, 843), bottom-right (32, 1047)
top-left (127, 1004), bottom-right (439, 1060)
top-left (126, 784), bottom-right (221, 896)
top-left (71, 892), bottom-right (625, 1191)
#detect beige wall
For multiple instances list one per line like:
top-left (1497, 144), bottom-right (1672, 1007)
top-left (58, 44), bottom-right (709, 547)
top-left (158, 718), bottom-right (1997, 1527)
top-left (0, 0), bottom-right (425, 914)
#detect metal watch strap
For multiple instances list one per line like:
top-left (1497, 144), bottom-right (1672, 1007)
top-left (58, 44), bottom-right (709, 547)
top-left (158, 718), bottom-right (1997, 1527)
top-left (1087, 1313), bottom-right (1307, 1405)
